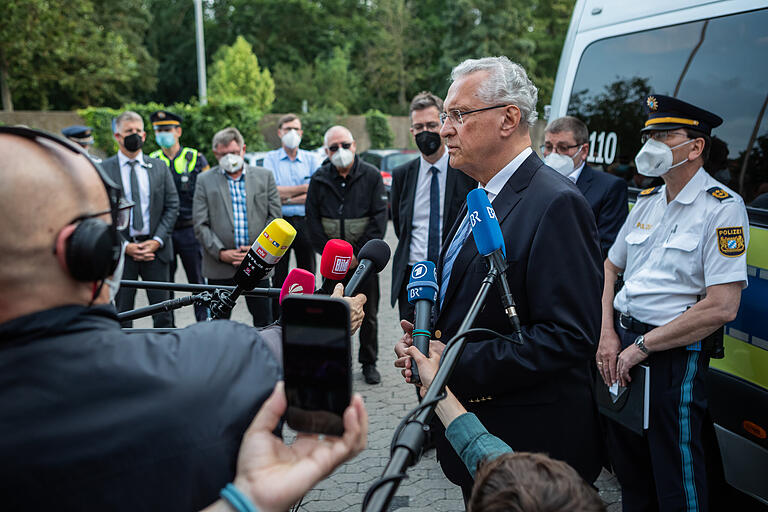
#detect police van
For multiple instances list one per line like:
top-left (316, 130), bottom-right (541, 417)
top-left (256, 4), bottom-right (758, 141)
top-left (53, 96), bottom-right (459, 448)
top-left (548, 0), bottom-right (768, 505)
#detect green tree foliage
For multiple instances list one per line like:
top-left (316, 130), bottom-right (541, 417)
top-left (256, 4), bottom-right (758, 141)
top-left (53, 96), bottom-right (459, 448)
top-left (529, 0), bottom-right (576, 105)
top-left (208, 36), bottom-right (275, 113)
top-left (365, 109), bottom-right (395, 149)
top-left (298, 110), bottom-right (339, 151)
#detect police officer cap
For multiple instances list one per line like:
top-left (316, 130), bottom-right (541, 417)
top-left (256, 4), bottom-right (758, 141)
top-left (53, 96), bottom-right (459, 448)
top-left (61, 125), bottom-right (94, 144)
top-left (150, 110), bottom-right (183, 127)
top-left (641, 94), bottom-right (723, 136)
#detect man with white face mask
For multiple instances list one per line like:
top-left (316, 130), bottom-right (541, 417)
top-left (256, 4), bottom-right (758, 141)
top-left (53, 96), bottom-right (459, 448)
top-left (193, 127), bottom-right (282, 326)
top-left (543, 116), bottom-right (628, 259)
top-left (263, 114), bottom-right (319, 320)
top-left (597, 95), bottom-right (748, 511)
top-left (306, 125), bottom-right (388, 384)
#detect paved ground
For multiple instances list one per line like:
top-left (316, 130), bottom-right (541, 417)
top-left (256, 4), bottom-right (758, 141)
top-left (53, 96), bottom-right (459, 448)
top-left (132, 220), bottom-right (621, 511)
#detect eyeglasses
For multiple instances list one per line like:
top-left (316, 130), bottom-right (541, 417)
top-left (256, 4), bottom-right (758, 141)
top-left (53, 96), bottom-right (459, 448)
top-left (412, 122), bottom-right (441, 132)
top-left (540, 142), bottom-right (582, 155)
top-left (439, 104), bottom-right (510, 125)
top-left (640, 130), bottom-right (689, 144)
top-left (328, 142), bottom-right (353, 152)
top-left (69, 197), bottom-right (135, 231)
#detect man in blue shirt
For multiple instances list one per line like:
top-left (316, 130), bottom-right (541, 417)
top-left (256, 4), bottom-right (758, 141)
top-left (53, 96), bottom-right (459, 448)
top-left (263, 114), bottom-right (319, 319)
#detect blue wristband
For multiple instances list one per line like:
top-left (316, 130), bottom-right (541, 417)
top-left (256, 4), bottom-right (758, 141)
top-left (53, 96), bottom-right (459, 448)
top-left (220, 483), bottom-right (259, 512)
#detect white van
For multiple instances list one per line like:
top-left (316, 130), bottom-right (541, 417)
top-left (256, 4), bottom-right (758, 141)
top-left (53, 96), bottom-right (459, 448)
top-left (549, 1), bottom-right (768, 506)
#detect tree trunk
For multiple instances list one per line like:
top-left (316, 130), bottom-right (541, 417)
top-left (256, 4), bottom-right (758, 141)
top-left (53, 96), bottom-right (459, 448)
top-left (0, 50), bottom-right (13, 112)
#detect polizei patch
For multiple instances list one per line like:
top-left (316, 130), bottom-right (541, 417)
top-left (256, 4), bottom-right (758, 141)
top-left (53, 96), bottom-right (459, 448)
top-left (717, 227), bottom-right (745, 257)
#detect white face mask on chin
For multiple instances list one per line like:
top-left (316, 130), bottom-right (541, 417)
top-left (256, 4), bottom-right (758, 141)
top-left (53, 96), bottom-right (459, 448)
top-left (330, 147), bottom-right (355, 169)
top-left (635, 138), bottom-right (694, 177)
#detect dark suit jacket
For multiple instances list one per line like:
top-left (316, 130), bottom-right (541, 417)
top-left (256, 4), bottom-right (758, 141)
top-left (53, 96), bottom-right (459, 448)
top-left (434, 152), bottom-right (603, 488)
top-left (390, 157), bottom-right (476, 306)
top-left (102, 154), bottom-right (179, 263)
top-left (576, 165), bottom-right (629, 259)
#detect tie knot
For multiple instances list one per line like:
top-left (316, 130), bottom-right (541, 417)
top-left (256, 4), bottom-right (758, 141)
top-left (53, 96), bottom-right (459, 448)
top-left (128, 160), bottom-right (138, 168)
top-left (429, 166), bottom-right (439, 175)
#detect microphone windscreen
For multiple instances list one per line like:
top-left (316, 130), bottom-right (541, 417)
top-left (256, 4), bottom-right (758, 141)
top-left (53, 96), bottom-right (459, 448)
top-left (406, 261), bottom-right (438, 304)
top-left (466, 188), bottom-right (505, 257)
top-left (279, 268), bottom-right (316, 304)
top-left (357, 239), bottom-right (391, 272)
top-left (320, 239), bottom-right (354, 280)
top-left (253, 218), bottom-right (297, 263)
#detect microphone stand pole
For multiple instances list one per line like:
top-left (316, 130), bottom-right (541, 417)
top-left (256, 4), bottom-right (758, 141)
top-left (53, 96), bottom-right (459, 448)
top-left (120, 280), bottom-right (280, 297)
top-left (117, 291), bottom-right (214, 322)
top-left (363, 261), bottom-right (503, 512)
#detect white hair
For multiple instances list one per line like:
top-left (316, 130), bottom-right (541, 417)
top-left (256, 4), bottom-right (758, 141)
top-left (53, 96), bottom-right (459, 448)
top-left (451, 56), bottom-right (539, 128)
top-left (323, 125), bottom-right (354, 147)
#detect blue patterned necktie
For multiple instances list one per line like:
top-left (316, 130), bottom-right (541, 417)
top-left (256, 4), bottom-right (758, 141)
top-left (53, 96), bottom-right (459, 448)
top-left (439, 212), bottom-right (472, 309)
top-left (427, 166), bottom-right (440, 264)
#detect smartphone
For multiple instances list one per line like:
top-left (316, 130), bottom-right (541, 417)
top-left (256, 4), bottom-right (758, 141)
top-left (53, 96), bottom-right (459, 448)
top-left (281, 295), bottom-right (352, 436)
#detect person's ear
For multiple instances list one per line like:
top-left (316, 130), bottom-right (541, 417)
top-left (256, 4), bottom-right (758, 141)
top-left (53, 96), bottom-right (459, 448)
top-left (501, 105), bottom-right (521, 136)
top-left (54, 224), bottom-right (78, 274)
top-left (688, 138), bottom-right (705, 161)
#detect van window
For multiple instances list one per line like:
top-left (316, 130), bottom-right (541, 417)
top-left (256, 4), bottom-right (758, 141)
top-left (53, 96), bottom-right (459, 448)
top-left (566, 8), bottom-right (768, 209)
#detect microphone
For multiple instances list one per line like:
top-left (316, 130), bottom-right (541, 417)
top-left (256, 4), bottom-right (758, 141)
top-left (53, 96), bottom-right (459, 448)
top-left (466, 188), bottom-right (522, 336)
top-left (406, 261), bottom-right (438, 385)
top-left (317, 239), bottom-right (354, 294)
top-left (279, 268), bottom-right (316, 304)
top-left (210, 218), bottom-right (297, 319)
top-left (343, 239), bottom-right (391, 297)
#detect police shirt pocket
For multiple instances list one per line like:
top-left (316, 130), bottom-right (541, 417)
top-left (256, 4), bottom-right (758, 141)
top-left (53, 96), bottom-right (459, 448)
top-left (662, 233), bottom-right (699, 276)
top-left (625, 230), bottom-right (651, 246)
top-left (662, 233), bottom-right (699, 252)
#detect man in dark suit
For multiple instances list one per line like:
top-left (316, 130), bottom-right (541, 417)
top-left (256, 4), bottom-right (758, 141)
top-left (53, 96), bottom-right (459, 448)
top-left (542, 116), bottom-right (628, 259)
top-left (102, 111), bottom-right (179, 327)
top-left (395, 57), bottom-right (604, 499)
top-left (390, 91), bottom-right (476, 322)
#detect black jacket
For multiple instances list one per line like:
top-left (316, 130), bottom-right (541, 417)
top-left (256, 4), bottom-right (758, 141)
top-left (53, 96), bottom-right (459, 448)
top-left (575, 165), bottom-right (629, 259)
top-left (0, 305), bottom-right (281, 511)
top-left (305, 156), bottom-right (388, 256)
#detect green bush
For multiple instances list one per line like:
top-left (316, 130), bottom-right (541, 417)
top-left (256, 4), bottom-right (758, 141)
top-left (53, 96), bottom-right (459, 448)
top-left (299, 110), bottom-right (339, 151)
top-left (364, 108), bottom-right (394, 149)
top-left (78, 99), bottom-right (268, 163)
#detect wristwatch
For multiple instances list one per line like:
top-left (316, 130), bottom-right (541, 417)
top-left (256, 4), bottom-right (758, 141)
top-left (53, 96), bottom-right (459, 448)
top-left (634, 335), bottom-right (649, 354)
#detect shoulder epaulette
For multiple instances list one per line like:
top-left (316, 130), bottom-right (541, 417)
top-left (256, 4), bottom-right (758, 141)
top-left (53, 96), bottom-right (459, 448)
top-left (638, 186), bottom-right (662, 198)
top-left (707, 186), bottom-right (732, 202)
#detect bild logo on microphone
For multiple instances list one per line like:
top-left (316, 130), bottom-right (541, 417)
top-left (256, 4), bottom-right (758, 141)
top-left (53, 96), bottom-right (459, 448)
top-left (333, 256), bottom-right (351, 274)
top-left (411, 263), bottom-right (428, 279)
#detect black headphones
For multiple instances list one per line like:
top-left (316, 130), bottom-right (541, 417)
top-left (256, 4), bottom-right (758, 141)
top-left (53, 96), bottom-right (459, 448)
top-left (0, 126), bottom-right (131, 282)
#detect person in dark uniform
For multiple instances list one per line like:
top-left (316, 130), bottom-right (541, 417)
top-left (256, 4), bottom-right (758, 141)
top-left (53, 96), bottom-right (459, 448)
top-left (62, 124), bottom-right (95, 153)
top-left (390, 91), bottom-right (476, 323)
top-left (394, 56), bottom-right (604, 500)
top-left (542, 116), bottom-right (628, 259)
top-left (306, 125), bottom-right (388, 385)
top-left (149, 110), bottom-right (210, 322)
top-left (597, 95), bottom-right (749, 511)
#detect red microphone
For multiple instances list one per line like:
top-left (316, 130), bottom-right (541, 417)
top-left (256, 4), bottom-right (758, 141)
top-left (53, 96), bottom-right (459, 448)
top-left (317, 239), bottom-right (354, 294)
top-left (279, 268), bottom-right (316, 304)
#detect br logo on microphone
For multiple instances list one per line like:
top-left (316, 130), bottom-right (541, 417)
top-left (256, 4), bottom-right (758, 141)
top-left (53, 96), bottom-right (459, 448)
top-left (469, 210), bottom-right (481, 227)
top-left (486, 206), bottom-right (496, 219)
top-left (333, 255), bottom-right (351, 274)
top-left (411, 263), bottom-right (428, 279)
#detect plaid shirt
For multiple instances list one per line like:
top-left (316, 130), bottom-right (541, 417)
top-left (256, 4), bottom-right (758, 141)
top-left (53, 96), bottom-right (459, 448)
top-left (225, 171), bottom-right (249, 247)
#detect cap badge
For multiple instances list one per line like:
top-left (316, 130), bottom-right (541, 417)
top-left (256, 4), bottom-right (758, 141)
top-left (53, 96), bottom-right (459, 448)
top-left (646, 96), bottom-right (658, 112)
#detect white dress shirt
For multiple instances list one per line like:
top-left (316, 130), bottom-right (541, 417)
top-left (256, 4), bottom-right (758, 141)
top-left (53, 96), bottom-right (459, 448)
top-left (408, 149), bottom-right (450, 264)
top-left (117, 150), bottom-right (152, 238)
top-left (568, 161), bottom-right (585, 184)
top-left (482, 147), bottom-right (533, 202)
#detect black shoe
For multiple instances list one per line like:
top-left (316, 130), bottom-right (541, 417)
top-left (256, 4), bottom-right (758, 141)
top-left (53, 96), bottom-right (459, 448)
top-left (362, 364), bottom-right (381, 384)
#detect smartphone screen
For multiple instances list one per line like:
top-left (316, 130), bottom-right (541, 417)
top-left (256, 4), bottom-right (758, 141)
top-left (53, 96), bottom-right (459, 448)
top-left (282, 296), bottom-right (351, 436)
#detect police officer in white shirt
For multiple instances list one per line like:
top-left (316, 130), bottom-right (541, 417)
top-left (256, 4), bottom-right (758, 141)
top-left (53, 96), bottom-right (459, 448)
top-left (597, 95), bottom-right (749, 512)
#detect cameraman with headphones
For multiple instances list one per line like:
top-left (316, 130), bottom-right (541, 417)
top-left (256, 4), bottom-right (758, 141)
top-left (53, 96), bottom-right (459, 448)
top-left (0, 128), bottom-right (367, 511)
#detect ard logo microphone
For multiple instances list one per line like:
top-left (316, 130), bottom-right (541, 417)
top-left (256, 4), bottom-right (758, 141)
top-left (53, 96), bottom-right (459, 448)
top-left (407, 261), bottom-right (438, 385)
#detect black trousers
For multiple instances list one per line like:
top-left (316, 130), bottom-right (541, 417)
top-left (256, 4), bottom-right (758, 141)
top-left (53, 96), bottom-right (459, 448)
top-left (271, 216), bottom-right (316, 320)
top-left (207, 277), bottom-right (272, 327)
top-left (116, 255), bottom-right (174, 328)
top-left (397, 264), bottom-right (416, 323)
top-left (606, 320), bottom-right (710, 512)
top-left (170, 226), bottom-right (207, 322)
top-left (344, 271), bottom-right (379, 365)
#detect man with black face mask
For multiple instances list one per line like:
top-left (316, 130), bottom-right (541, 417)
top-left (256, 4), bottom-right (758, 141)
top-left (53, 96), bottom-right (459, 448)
top-left (390, 92), bottom-right (476, 322)
top-left (102, 111), bottom-right (179, 327)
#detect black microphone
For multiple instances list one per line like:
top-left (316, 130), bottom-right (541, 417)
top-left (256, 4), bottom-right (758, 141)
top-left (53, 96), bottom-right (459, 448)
top-left (210, 219), bottom-right (297, 319)
top-left (406, 261), bottom-right (438, 385)
top-left (344, 239), bottom-right (391, 297)
top-left (466, 189), bottom-right (522, 336)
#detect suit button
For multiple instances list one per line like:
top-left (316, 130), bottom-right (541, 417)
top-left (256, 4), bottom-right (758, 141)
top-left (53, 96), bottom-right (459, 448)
top-left (435, 330), bottom-right (441, 339)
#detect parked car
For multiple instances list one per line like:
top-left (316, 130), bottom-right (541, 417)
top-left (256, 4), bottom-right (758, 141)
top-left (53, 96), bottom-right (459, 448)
top-left (244, 151), bottom-right (270, 167)
top-left (359, 149), bottom-right (419, 216)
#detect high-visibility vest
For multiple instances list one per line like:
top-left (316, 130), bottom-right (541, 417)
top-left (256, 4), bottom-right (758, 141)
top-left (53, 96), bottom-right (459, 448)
top-left (150, 147), bottom-right (199, 174)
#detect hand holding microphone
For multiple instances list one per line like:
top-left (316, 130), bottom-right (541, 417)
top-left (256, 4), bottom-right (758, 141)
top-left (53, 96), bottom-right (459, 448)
top-left (466, 189), bottom-right (522, 336)
top-left (406, 261), bottom-right (438, 385)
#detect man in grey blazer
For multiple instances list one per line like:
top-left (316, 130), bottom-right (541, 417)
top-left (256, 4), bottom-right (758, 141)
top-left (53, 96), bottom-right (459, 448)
top-left (193, 127), bottom-right (282, 326)
top-left (102, 111), bottom-right (179, 327)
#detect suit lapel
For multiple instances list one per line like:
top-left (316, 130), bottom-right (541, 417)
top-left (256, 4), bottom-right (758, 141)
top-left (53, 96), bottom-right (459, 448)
top-left (442, 165), bottom-right (458, 243)
top-left (437, 152), bottom-right (541, 319)
top-left (576, 164), bottom-right (593, 196)
top-left (403, 159), bottom-right (419, 233)
top-left (218, 171), bottom-right (235, 228)
top-left (145, 159), bottom-right (156, 227)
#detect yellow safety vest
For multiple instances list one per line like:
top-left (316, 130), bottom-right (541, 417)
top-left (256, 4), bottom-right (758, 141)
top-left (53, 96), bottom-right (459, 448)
top-left (150, 147), bottom-right (199, 174)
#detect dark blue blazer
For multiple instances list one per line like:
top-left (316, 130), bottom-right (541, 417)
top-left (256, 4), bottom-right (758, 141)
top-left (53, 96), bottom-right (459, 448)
top-left (433, 152), bottom-right (604, 489)
top-left (576, 165), bottom-right (629, 259)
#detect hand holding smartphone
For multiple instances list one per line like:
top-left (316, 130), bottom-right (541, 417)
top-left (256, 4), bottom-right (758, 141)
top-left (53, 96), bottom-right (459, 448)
top-left (281, 296), bottom-right (352, 436)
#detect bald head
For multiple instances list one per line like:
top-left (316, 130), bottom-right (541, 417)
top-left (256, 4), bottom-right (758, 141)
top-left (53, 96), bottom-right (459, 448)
top-left (0, 133), bottom-right (109, 320)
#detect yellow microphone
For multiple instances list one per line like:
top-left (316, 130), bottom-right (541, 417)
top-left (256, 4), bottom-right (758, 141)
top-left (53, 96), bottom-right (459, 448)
top-left (211, 219), bottom-right (297, 319)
